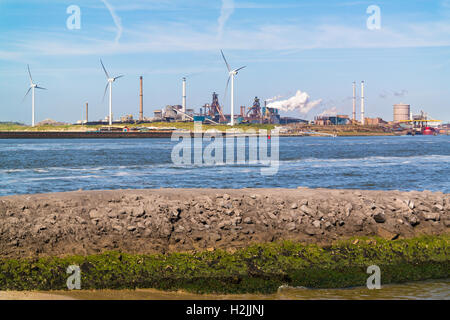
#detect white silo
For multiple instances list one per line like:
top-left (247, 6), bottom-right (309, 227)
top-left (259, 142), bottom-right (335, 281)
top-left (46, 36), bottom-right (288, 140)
top-left (393, 104), bottom-right (410, 122)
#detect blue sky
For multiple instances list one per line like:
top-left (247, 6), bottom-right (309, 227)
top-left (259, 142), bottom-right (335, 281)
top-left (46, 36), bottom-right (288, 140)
top-left (1, 0), bottom-right (450, 124)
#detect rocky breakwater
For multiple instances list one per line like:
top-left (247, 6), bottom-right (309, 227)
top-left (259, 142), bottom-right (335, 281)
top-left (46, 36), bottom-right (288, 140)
top-left (0, 188), bottom-right (448, 259)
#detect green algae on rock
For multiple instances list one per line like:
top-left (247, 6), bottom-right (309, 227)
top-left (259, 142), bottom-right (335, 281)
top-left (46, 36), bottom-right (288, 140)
top-left (0, 235), bottom-right (448, 294)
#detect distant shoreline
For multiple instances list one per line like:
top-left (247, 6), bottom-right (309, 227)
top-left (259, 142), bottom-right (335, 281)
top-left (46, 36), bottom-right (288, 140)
top-left (0, 131), bottom-right (175, 139)
top-left (0, 131), bottom-right (399, 139)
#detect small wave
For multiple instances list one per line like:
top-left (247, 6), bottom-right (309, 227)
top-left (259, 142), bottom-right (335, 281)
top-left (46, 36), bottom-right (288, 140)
top-left (114, 172), bottom-right (130, 177)
top-left (3, 169), bottom-right (27, 173)
top-left (281, 154), bottom-right (450, 164)
top-left (24, 175), bottom-right (102, 182)
top-left (33, 169), bottom-right (49, 173)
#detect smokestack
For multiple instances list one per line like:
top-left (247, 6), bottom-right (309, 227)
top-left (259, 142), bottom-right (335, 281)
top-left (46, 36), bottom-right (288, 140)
top-left (86, 102), bottom-right (88, 124)
top-left (139, 76), bottom-right (144, 122)
top-left (352, 82), bottom-right (356, 123)
top-left (182, 77), bottom-right (186, 120)
top-left (240, 106), bottom-right (245, 117)
top-left (361, 81), bottom-right (365, 125)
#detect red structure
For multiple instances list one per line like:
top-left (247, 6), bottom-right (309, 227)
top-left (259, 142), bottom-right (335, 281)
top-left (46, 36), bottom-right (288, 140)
top-left (203, 92), bottom-right (227, 123)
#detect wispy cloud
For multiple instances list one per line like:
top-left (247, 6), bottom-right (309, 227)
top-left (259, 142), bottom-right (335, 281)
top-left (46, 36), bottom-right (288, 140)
top-left (218, 0), bottom-right (235, 39)
top-left (394, 89), bottom-right (408, 97)
top-left (2, 4), bottom-right (450, 61)
top-left (100, 0), bottom-right (123, 44)
top-left (379, 89), bottom-right (408, 99)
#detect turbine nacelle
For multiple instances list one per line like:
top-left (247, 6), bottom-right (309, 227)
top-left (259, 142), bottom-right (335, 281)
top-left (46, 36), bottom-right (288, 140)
top-left (229, 67), bottom-right (246, 76)
top-left (108, 75), bottom-right (123, 83)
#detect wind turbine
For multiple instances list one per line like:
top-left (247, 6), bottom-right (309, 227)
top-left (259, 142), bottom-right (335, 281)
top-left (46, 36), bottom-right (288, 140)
top-left (100, 59), bottom-right (124, 125)
top-left (221, 50), bottom-right (246, 126)
top-left (23, 65), bottom-right (47, 127)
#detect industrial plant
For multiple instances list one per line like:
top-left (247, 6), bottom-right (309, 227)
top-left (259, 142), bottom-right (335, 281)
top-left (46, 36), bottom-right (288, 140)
top-left (74, 72), bottom-right (445, 136)
top-left (19, 53), bottom-right (446, 137)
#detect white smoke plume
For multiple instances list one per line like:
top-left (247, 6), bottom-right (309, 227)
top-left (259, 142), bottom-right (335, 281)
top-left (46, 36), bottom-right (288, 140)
top-left (265, 95), bottom-right (283, 103)
top-left (218, 0), bottom-right (235, 38)
top-left (266, 90), bottom-right (322, 114)
top-left (100, 0), bottom-right (123, 44)
top-left (318, 106), bottom-right (338, 117)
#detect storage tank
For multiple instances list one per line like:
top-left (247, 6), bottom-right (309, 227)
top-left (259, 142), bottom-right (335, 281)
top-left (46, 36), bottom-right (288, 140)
top-left (393, 104), bottom-right (410, 122)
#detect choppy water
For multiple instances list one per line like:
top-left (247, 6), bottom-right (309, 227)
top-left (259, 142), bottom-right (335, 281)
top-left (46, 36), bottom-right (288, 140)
top-left (0, 135), bottom-right (449, 196)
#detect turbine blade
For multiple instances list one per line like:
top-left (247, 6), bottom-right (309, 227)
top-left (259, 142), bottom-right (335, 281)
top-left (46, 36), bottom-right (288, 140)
top-left (27, 65), bottom-right (33, 83)
top-left (102, 82), bottom-right (110, 102)
top-left (36, 86), bottom-right (47, 90)
top-left (235, 66), bottom-right (246, 73)
top-left (100, 59), bottom-right (110, 79)
top-left (221, 50), bottom-right (231, 72)
top-left (223, 75), bottom-right (231, 104)
top-left (114, 75), bottom-right (124, 80)
top-left (22, 87), bottom-right (32, 102)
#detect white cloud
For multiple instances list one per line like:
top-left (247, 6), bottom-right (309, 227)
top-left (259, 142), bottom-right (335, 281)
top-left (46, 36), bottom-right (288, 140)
top-left (218, 0), bottom-right (235, 39)
top-left (2, 11), bottom-right (450, 61)
top-left (379, 89), bottom-right (408, 99)
top-left (100, 0), bottom-right (123, 44)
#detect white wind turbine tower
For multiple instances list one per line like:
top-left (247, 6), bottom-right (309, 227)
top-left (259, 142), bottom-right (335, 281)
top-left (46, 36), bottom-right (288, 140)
top-left (221, 50), bottom-right (246, 126)
top-left (23, 65), bottom-right (47, 127)
top-left (100, 59), bottom-right (124, 125)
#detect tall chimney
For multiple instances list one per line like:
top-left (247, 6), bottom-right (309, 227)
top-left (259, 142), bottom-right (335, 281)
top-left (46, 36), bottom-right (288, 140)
top-left (361, 81), bottom-right (365, 125)
top-left (182, 77), bottom-right (186, 120)
top-left (86, 102), bottom-right (88, 124)
top-left (352, 82), bottom-right (356, 123)
top-left (139, 76), bottom-right (144, 122)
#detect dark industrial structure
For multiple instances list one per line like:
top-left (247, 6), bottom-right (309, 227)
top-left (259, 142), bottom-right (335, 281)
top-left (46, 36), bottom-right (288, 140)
top-left (200, 92), bottom-right (227, 123)
top-left (314, 115), bottom-right (350, 126)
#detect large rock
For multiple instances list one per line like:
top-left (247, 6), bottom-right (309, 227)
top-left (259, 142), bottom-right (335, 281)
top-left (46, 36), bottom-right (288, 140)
top-left (373, 211), bottom-right (386, 223)
top-left (423, 212), bottom-right (440, 221)
top-left (89, 209), bottom-right (103, 219)
top-left (376, 227), bottom-right (399, 240)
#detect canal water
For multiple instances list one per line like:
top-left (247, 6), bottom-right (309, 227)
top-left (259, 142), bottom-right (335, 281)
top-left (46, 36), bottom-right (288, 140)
top-left (0, 136), bottom-right (449, 196)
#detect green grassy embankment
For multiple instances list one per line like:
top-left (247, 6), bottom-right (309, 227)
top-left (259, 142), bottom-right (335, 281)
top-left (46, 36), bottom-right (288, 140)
top-left (0, 122), bottom-right (276, 133)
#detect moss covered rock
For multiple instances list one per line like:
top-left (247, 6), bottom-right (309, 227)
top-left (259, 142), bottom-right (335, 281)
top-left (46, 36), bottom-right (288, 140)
top-left (0, 235), bottom-right (448, 294)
